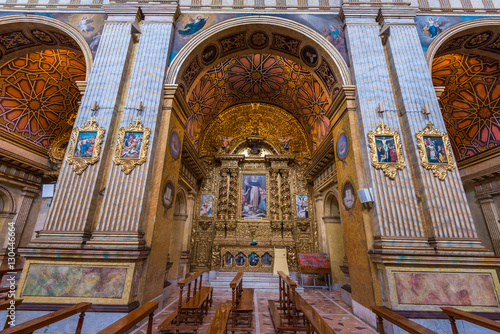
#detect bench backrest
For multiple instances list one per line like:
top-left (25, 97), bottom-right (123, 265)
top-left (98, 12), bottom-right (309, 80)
top-left (0, 302), bottom-right (92, 334)
top-left (97, 302), bottom-right (158, 334)
top-left (441, 307), bottom-right (500, 332)
top-left (297, 293), bottom-right (335, 334)
top-left (177, 270), bottom-right (205, 311)
top-left (230, 271), bottom-right (244, 309)
top-left (371, 306), bottom-right (438, 334)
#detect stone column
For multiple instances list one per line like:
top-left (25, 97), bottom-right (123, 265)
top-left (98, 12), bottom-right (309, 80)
top-left (228, 168), bottom-right (239, 220)
top-left (378, 8), bottom-right (490, 252)
top-left (269, 168), bottom-right (280, 220)
top-left (32, 7), bottom-right (141, 247)
top-left (280, 169), bottom-right (291, 220)
top-left (217, 168), bottom-right (229, 220)
top-left (88, 6), bottom-right (178, 248)
top-left (313, 193), bottom-right (328, 253)
top-left (13, 187), bottom-right (37, 248)
top-left (179, 190), bottom-right (197, 277)
top-left (341, 8), bottom-right (429, 251)
top-left (477, 195), bottom-right (500, 255)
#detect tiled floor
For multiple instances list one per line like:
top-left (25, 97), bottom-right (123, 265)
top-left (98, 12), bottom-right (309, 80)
top-left (132, 286), bottom-right (377, 334)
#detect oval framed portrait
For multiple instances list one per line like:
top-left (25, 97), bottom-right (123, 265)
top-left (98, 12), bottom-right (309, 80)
top-left (342, 181), bottom-right (356, 210)
top-left (170, 131), bottom-right (180, 159)
top-left (337, 132), bottom-right (348, 160)
top-left (163, 181), bottom-right (175, 208)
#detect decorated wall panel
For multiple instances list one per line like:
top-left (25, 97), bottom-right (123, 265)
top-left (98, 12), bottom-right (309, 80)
top-left (0, 49), bottom-right (86, 150)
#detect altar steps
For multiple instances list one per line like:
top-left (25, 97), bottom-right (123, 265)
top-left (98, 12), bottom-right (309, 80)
top-left (208, 272), bottom-right (304, 292)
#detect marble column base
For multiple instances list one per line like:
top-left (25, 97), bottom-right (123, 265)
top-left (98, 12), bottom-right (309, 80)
top-left (86, 231), bottom-right (146, 249)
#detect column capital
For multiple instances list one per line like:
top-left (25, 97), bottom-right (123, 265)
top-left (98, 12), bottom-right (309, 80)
top-left (141, 5), bottom-right (180, 24)
top-left (339, 7), bottom-right (379, 26)
top-left (376, 7), bottom-right (418, 25)
top-left (104, 5), bottom-right (143, 26)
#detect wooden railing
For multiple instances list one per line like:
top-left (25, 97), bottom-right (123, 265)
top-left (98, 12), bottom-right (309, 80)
top-left (0, 299), bottom-right (23, 329)
top-left (371, 306), bottom-right (438, 334)
top-left (0, 302), bottom-right (92, 334)
top-left (441, 307), bottom-right (500, 333)
top-left (300, 299), bottom-right (335, 334)
top-left (278, 270), bottom-right (300, 327)
top-left (97, 302), bottom-right (158, 334)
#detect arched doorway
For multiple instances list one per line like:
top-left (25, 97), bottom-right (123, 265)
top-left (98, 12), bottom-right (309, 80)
top-left (162, 16), bottom-right (351, 275)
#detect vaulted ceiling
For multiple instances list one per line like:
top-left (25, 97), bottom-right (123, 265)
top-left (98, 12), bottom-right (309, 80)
top-left (432, 53), bottom-right (500, 161)
top-left (0, 49), bottom-right (86, 151)
top-left (186, 53), bottom-right (335, 151)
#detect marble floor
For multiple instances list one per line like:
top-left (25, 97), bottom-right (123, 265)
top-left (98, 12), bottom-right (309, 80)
top-left (131, 287), bottom-right (377, 334)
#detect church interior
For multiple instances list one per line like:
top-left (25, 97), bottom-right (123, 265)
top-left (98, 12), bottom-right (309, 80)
top-left (0, 0), bottom-right (499, 333)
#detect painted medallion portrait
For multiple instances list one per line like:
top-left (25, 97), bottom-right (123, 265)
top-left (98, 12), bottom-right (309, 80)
top-left (342, 181), bottom-right (355, 210)
top-left (74, 132), bottom-right (97, 158)
top-left (241, 174), bottom-right (267, 219)
top-left (424, 136), bottom-right (448, 164)
top-left (337, 133), bottom-right (348, 160)
top-left (120, 132), bottom-right (144, 159)
top-left (170, 131), bottom-right (180, 159)
top-left (375, 136), bottom-right (398, 163)
top-left (296, 195), bottom-right (309, 218)
top-left (200, 194), bottom-right (213, 217)
top-left (163, 181), bottom-right (174, 209)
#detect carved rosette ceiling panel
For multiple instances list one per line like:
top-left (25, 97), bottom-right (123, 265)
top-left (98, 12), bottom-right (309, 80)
top-left (432, 53), bottom-right (500, 161)
top-left (186, 53), bottom-right (334, 151)
top-left (0, 49), bottom-right (86, 150)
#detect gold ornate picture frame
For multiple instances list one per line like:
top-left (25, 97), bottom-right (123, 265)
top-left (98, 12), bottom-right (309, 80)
top-left (239, 171), bottom-right (269, 221)
top-left (112, 117), bottom-right (151, 175)
top-left (416, 122), bottom-right (456, 181)
top-left (367, 121), bottom-right (406, 179)
top-left (65, 117), bottom-right (105, 175)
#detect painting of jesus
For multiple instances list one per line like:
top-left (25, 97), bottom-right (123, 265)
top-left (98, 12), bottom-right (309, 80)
top-left (241, 174), bottom-right (266, 219)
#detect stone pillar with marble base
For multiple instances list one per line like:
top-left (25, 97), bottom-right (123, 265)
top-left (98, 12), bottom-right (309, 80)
top-left (30, 7), bottom-right (142, 248)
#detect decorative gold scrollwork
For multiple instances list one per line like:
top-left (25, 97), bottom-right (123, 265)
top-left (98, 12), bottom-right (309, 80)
top-left (112, 117), bottom-right (151, 175)
top-left (367, 121), bottom-right (406, 179)
top-left (416, 122), bottom-right (456, 181)
top-left (66, 117), bottom-right (105, 175)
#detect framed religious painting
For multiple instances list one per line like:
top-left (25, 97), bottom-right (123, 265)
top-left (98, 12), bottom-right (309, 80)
top-left (295, 195), bottom-right (309, 218)
top-left (416, 122), bottom-right (456, 180)
top-left (368, 121), bottom-right (406, 179)
top-left (241, 174), bottom-right (267, 220)
top-left (336, 132), bottom-right (348, 160)
top-left (170, 130), bottom-right (180, 159)
top-left (113, 117), bottom-right (151, 175)
top-left (200, 194), bottom-right (213, 217)
top-left (66, 117), bottom-right (105, 175)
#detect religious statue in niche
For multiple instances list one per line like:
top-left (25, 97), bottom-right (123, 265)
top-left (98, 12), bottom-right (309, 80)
top-left (342, 181), bottom-right (355, 209)
top-left (242, 174), bottom-right (267, 219)
top-left (247, 139), bottom-right (261, 155)
top-left (278, 136), bottom-right (294, 151)
top-left (249, 253), bottom-right (259, 266)
top-left (225, 252), bottom-right (233, 266)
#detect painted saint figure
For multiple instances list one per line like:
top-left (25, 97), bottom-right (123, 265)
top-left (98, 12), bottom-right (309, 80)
top-left (179, 16), bottom-right (208, 36)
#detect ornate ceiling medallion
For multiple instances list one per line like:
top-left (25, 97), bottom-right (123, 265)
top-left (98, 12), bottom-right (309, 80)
top-left (65, 117), bottom-right (105, 175)
top-left (416, 122), bottom-right (456, 181)
top-left (113, 117), bottom-right (151, 175)
top-left (367, 121), bottom-right (406, 179)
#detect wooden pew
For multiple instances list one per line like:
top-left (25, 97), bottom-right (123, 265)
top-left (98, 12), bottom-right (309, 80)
top-left (0, 302), bottom-right (92, 334)
top-left (0, 299), bottom-right (22, 329)
top-left (268, 271), bottom-right (307, 333)
top-left (371, 306), bottom-right (438, 334)
top-left (97, 302), bottom-right (158, 334)
top-left (441, 307), bottom-right (500, 333)
top-left (299, 298), bottom-right (335, 334)
top-left (158, 270), bottom-right (213, 332)
top-left (228, 271), bottom-right (254, 331)
top-left (206, 303), bottom-right (231, 334)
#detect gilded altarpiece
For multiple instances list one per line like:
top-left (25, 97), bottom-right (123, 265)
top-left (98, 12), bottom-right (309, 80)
top-left (188, 104), bottom-right (317, 272)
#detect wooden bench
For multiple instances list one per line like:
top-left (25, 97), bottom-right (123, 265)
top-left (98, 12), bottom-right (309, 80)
top-left (268, 271), bottom-right (307, 333)
top-left (371, 306), bottom-right (438, 334)
top-left (228, 271), bottom-right (254, 331)
top-left (441, 307), bottom-right (500, 333)
top-left (97, 302), bottom-right (158, 334)
top-left (299, 296), bottom-right (335, 334)
top-left (0, 299), bottom-right (22, 329)
top-left (206, 303), bottom-right (231, 334)
top-left (158, 270), bottom-right (213, 332)
top-left (0, 302), bottom-right (92, 334)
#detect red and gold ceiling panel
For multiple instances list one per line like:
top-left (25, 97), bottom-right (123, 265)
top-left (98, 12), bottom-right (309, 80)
top-left (432, 53), bottom-right (500, 161)
top-left (186, 53), bottom-right (331, 150)
top-left (0, 49), bottom-right (85, 150)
